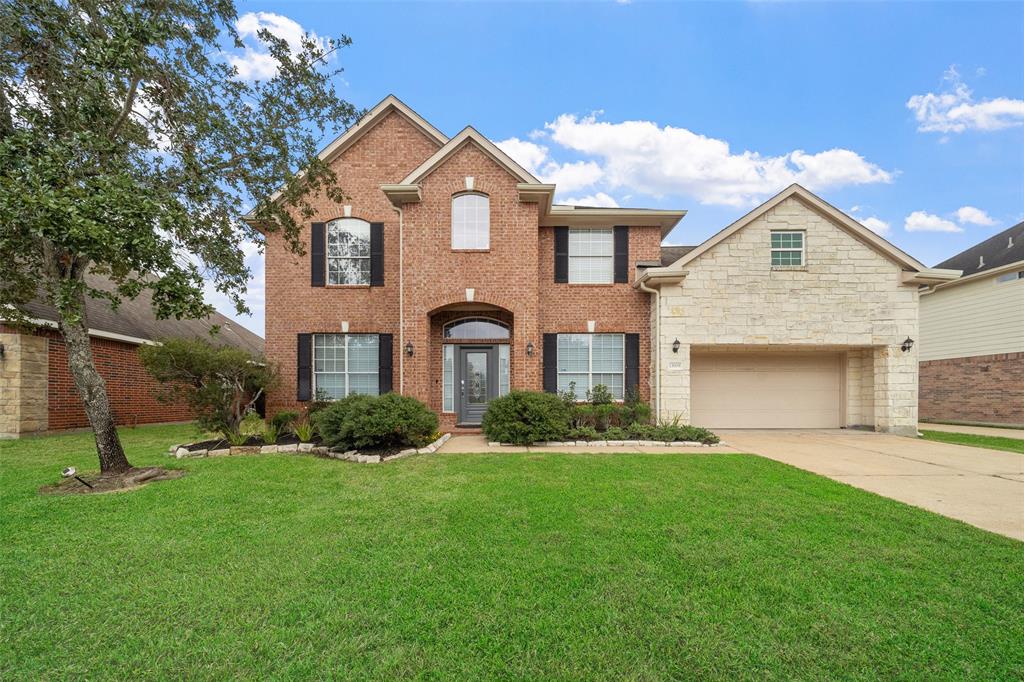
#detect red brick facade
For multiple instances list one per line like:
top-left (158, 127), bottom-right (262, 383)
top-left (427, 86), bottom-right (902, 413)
top-left (919, 352), bottom-right (1024, 426)
top-left (1, 325), bottom-right (192, 431)
top-left (264, 105), bottom-right (663, 429)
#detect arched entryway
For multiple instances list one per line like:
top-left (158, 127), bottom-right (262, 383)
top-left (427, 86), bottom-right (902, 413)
top-left (428, 304), bottom-right (513, 427)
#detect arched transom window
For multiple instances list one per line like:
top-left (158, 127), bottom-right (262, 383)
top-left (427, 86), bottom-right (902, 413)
top-left (443, 317), bottom-right (510, 340)
top-left (451, 193), bottom-right (490, 250)
top-left (327, 218), bottom-right (370, 285)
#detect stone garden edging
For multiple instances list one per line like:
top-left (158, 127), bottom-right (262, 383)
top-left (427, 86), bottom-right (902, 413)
top-left (169, 432), bottom-right (452, 464)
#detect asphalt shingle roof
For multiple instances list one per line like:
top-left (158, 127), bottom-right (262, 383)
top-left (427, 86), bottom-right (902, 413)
top-left (934, 221), bottom-right (1024, 276)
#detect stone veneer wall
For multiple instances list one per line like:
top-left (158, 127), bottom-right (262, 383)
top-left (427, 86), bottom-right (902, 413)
top-left (655, 196), bottom-right (920, 436)
top-left (0, 331), bottom-right (48, 437)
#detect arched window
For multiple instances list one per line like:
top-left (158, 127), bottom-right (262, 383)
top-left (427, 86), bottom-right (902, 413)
top-left (443, 317), bottom-right (510, 340)
top-left (451, 193), bottom-right (489, 249)
top-left (326, 218), bottom-right (370, 285)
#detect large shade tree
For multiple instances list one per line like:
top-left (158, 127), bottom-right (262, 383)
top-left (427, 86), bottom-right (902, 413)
top-left (0, 0), bottom-right (356, 472)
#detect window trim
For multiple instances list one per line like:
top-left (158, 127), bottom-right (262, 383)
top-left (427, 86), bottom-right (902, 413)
top-left (312, 333), bottom-right (379, 400)
top-left (556, 333), bottom-right (626, 401)
top-left (442, 317), bottom-right (510, 340)
top-left (451, 191), bottom-right (490, 251)
top-left (326, 217), bottom-right (371, 286)
top-left (770, 230), bottom-right (806, 268)
top-left (567, 227), bottom-right (615, 284)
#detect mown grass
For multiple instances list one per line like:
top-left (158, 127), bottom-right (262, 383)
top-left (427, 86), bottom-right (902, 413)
top-left (1, 424), bottom-right (1022, 679)
top-left (920, 429), bottom-right (1024, 455)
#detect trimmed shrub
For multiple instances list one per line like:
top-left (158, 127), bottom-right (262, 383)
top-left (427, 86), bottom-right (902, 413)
top-left (313, 393), bottom-right (438, 450)
top-left (482, 391), bottom-right (570, 445)
top-left (271, 410), bottom-right (300, 433)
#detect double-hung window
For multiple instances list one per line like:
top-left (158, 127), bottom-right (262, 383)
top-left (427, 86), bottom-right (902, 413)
top-left (452, 193), bottom-right (490, 249)
top-left (327, 218), bottom-right (371, 284)
top-left (770, 230), bottom-right (805, 267)
top-left (568, 228), bottom-right (614, 283)
top-left (313, 334), bottom-right (379, 399)
top-left (557, 333), bottom-right (624, 398)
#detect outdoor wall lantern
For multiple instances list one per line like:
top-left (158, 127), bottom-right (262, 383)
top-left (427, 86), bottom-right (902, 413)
top-left (405, 341), bottom-right (414, 357)
top-left (526, 341), bottom-right (534, 357)
top-left (900, 337), bottom-right (915, 353)
top-left (672, 338), bottom-right (681, 354)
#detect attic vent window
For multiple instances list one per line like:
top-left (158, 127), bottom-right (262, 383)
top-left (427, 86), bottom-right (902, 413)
top-left (995, 270), bottom-right (1023, 284)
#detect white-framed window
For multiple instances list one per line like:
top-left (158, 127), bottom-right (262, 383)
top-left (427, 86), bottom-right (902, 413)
top-left (313, 334), bottom-right (379, 399)
top-left (995, 270), bottom-right (1023, 284)
top-left (327, 218), bottom-right (371, 285)
top-left (556, 333), bottom-right (624, 399)
top-left (568, 228), bottom-right (614, 283)
top-left (771, 230), bottom-right (805, 267)
top-left (452, 193), bottom-right (490, 249)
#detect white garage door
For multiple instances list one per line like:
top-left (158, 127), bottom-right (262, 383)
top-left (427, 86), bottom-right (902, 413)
top-left (691, 352), bottom-right (843, 429)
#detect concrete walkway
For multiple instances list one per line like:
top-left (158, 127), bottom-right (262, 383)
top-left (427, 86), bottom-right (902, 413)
top-left (919, 422), bottom-right (1024, 439)
top-left (721, 429), bottom-right (1024, 541)
top-left (438, 433), bottom-right (743, 454)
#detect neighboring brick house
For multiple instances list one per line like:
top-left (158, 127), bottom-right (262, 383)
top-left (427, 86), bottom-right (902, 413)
top-left (918, 222), bottom-right (1024, 426)
top-left (256, 95), bottom-right (956, 436)
top-left (0, 272), bottom-right (264, 438)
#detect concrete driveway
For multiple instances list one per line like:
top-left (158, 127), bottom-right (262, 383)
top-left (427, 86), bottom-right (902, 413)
top-left (720, 429), bottom-right (1024, 541)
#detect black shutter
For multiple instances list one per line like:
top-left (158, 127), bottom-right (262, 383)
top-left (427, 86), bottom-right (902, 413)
top-left (624, 333), bottom-right (640, 397)
top-left (554, 227), bottom-right (569, 283)
top-left (543, 333), bottom-right (558, 393)
top-left (378, 334), bottom-right (393, 394)
top-left (370, 222), bottom-right (384, 287)
top-left (297, 334), bottom-right (313, 401)
top-left (310, 222), bottom-right (326, 287)
top-left (614, 225), bottom-right (629, 283)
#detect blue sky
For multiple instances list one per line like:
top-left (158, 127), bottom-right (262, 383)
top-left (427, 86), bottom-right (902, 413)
top-left (219, 1), bottom-right (1024, 335)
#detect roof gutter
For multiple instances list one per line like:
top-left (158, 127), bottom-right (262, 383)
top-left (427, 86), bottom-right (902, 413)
top-left (1, 317), bottom-right (159, 346)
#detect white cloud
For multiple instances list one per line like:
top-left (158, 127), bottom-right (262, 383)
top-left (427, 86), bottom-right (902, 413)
top-left (955, 206), bottom-right (996, 226)
top-left (538, 113), bottom-right (892, 207)
top-left (859, 217), bottom-right (891, 235)
top-left (904, 211), bottom-right (962, 233)
top-left (496, 137), bottom-right (603, 193)
top-left (558, 192), bottom-right (620, 208)
top-left (227, 12), bottom-right (325, 81)
top-left (907, 66), bottom-right (1024, 134)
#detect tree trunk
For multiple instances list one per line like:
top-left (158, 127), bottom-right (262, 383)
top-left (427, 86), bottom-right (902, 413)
top-left (58, 309), bottom-right (132, 473)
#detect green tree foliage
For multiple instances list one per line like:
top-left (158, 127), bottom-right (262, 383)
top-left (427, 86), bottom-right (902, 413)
top-left (0, 0), bottom-right (357, 471)
top-left (139, 337), bottom-right (277, 439)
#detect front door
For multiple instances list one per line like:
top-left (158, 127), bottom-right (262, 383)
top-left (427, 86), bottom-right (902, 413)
top-left (456, 345), bottom-right (497, 426)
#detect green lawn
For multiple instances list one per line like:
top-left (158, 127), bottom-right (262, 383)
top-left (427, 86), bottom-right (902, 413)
top-left (1, 425), bottom-right (1022, 679)
top-left (920, 429), bottom-right (1024, 455)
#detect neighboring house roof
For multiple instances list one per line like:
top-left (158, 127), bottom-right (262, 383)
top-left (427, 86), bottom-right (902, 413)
top-left (637, 184), bottom-right (960, 288)
top-left (659, 245), bottom-right (696, 267)
top-left (933, 221), bottom-right (1024, 276)
top-left (14, 271), bottom-right (264, 354)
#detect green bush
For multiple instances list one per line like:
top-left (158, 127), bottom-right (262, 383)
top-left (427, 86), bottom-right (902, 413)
top-left (270, 410), bottom-right (299, 433)
top-left (313, 393), bottom-right (438, 450)
top-left (627, 420), bottom-right (719, 444)
top-left (482, 391), bottom-right (570, 445)
top-left (567, 425), bottom-right (600, 441)
top-left (262, 424), bottom-right (279, 445)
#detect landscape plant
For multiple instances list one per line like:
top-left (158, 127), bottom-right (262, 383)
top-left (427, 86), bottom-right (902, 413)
top-left (0, 0), bottom-right (358, 472)
top-left (139, 337), bottom-right (277, 439)
top-left (270, 411), bottom-right (300, 434)
top-left (314, 393), bottom-right (438, 451)
top-left (293, 418), bottom-right (316, 443)
top-left (481, 391), bottom-right (571, 445)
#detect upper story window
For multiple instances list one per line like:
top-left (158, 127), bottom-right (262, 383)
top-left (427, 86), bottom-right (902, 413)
top-left (327, 218), bottom-right (370, 285)
top-left (771, 230), bottom-right (805, 267)
top-left (996, 270), bottom-right (1023, 284)
top-left (443, 317), bottom-right (510, 339)
top-left (569, 228), bottom-right (614, 283)
top-left (452, 193), bottom-right (490, 250)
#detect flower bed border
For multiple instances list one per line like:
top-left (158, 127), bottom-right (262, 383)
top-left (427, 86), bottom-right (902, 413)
top-left (487, 439), bottom-right (722, 448)
top-left (169, 432), bottom-right (451, 463)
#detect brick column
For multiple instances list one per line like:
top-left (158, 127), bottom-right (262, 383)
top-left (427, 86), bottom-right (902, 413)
top-left (0, 332), bottom-right (49, 438)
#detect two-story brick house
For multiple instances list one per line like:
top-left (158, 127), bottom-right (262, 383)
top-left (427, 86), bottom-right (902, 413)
top-left (257, 95), bottom-right (958, 435)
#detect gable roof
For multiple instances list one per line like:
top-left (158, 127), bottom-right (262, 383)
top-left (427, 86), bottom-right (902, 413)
top-left (400, 126), bottom-right (541, 185)
top-left (659, 245), bottom-right (696, 266)
top-left (658, 184), bottom-right (930, 273)
top-left (248, 95), bottom-right (447, 213)
top-left (934, 221), bottom-right (1024, 276)
top-left (11, 271), bottom-right (264, 354)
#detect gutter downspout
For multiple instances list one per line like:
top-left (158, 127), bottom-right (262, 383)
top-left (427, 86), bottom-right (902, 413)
top-left (391, 204), bottom-right (405, 394)
top-left (637, 278), bottom-right (661, 422)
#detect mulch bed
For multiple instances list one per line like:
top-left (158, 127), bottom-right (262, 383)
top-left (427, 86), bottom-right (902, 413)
top-left (39, 467), bottom-right (186, 496)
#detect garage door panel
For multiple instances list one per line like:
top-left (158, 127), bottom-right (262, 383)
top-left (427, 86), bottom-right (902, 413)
top-left (691, 352), bottom-right (842, 429)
